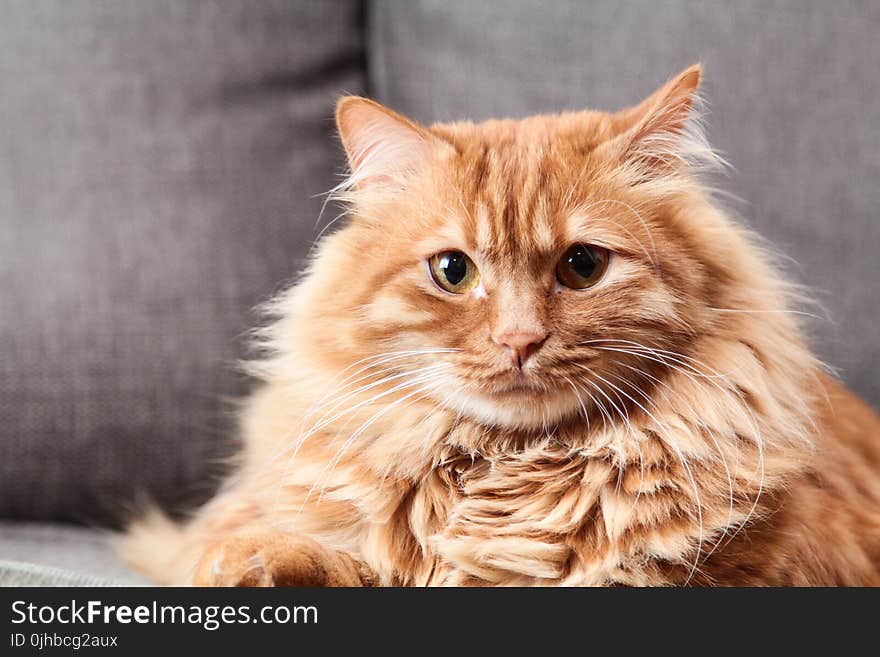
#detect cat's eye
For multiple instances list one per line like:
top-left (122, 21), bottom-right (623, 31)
top-left (429, 250), bottom-right (480, 294)
top-left (556, 244), bottom-right (610, 289)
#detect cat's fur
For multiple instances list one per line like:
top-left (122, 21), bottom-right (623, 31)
top-left (121, 66), bottom-right (880, 586)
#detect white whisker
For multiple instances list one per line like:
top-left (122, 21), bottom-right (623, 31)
top-left (583, 364), bottom-right (705, 581)
top-left (585, 339), bottom-right (767, 568)
top-left (306, 377), bottom-right (447, 507)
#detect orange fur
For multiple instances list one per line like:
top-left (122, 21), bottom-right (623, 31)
top-left (120, 66), bottom-right (880, 586)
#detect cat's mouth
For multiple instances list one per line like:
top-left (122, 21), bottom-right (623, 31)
top-left (440, 372), bottom-right (578, 430)
top-left (493, 378), bottom-right (546, 397)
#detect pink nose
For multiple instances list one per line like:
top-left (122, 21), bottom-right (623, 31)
top-left (494, 331), bottom-right (548, 370)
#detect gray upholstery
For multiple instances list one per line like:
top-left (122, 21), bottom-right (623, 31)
top-left (0, 0), bottom-right (364, 522)
top-left (0, 561), bottom-right (123, 587)
top-left (0, 1), bottom-right (878, 582)
top-left (0, 523), bottom-right (145, 584)
top-left (371, 0), bottom-right (880, 408)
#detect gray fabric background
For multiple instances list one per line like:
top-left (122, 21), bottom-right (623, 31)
top-left (0, 0), bottom-right (364, 522)
top-left (0, 522), bottom-right (144, 584)
top-left (370, 0), bottom-right (880, 409)
top-left (0, 560), bottom-right (123, 586)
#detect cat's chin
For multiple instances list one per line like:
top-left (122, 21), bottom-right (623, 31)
top-left (434, 381), bottom-right (580, 431)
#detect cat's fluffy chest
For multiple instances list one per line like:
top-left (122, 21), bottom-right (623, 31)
top-left (267, 373), bottom-right (775, 585)
top-left (359, 423), bottom-right (707, 586)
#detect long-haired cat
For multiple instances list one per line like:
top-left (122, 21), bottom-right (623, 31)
top-left (121, 65), bottom-right (880, 586)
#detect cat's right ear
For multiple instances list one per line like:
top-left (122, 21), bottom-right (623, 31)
top-left (335, 97), bottom-right (452, 190)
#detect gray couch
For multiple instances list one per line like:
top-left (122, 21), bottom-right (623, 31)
top-left (1, 1), bottom-right (877, 585)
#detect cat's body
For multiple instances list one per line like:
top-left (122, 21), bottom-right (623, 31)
top-left (122, 66), bottom-right (880, 586)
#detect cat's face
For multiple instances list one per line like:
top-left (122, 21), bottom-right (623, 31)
top-left (307, 66), bottom-right (741, 430)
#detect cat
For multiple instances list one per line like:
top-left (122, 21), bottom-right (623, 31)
top-left (121, 65), bottom-right (880, 586)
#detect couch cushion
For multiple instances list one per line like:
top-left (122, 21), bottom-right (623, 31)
top-left (0, 522), bottom-right (145, 584)
top-left (0, 1), bottom-right (364, 521)
top-left (0, 560), bottom-right (123, 586)
top-left (370, 0), bottom-right (880, 409)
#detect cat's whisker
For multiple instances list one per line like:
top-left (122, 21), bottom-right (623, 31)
top-left (380, 383), bottom-right (462, 487)
top-left (588, 340), bottom-right (768, 449)
top-left (307, 349), bottom-right (462, 415)
top-left (306, 361), bottom-right (450, 426)
top-left (594, 376), bottom-right (637, 492)
top-left (603, 372), bottom-right (653, 509)
top-left (579, 363), bottom-right (706, 580)
top-left (307, 377), bottom-right (448, 508)
top-left (290, 365), bottom-right (450, 465)
top-left (609, 364), bottom-right (735, 562)
top-left (561, 375), bottom-right (591, 436)
top-left (708, 306), bottom-right (826, 321)
top-left (574, 377), bottom-right (610, 435)
top-left (271, 362), bottom-right (453, 516)
top-left (282, 371), bottom-right (450, 500)
top-left (265, 349), bottom-right (461, 469)
top-left (600, 343), bottom-right (744, 524)
top-left (267, 360), bottom-right (451, 482)
top-left (279, 367), bottom-right (450, 515)
top-left (573, 365), bottom-right (632, 485)
top-left (589, 341), bottom-right (766, 566)
top-left (581, 339), bottom-right (741, 379)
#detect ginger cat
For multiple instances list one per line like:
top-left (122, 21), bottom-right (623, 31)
top-left (122, 66), bottom-right (880, 586)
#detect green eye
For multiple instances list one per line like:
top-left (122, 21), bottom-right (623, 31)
top-left (556, 244), bottom-right (610, 289)
top-left (429, 251), bottom-right (480, 294)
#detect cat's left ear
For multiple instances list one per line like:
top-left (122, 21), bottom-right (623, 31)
top-left (336, 96), bottom-right (454, 191)
top-left (609, 64), bottom-right (704, 174)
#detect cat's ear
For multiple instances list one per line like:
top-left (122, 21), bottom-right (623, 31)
top-left (336, 97), bottom-right (452, 190)
top-left (609, 64), bottom-right (707, 175)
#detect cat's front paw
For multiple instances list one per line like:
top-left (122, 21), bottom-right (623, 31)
top-left (191, 531), bottom-right (370, 587)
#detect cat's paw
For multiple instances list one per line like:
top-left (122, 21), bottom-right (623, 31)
top-left (190, 531), bottom-right (370, 587)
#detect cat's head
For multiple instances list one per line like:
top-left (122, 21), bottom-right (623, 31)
top-left (287, 65), bottom-right (787, 431)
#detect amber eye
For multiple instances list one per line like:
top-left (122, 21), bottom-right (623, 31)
top-left (429, 251), bottom-right (480, 294)
top-left (556, 244), bottom-right (610, 289)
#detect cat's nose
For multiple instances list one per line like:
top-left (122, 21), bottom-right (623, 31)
top-left (494, 331), bottom-right (548, 370)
